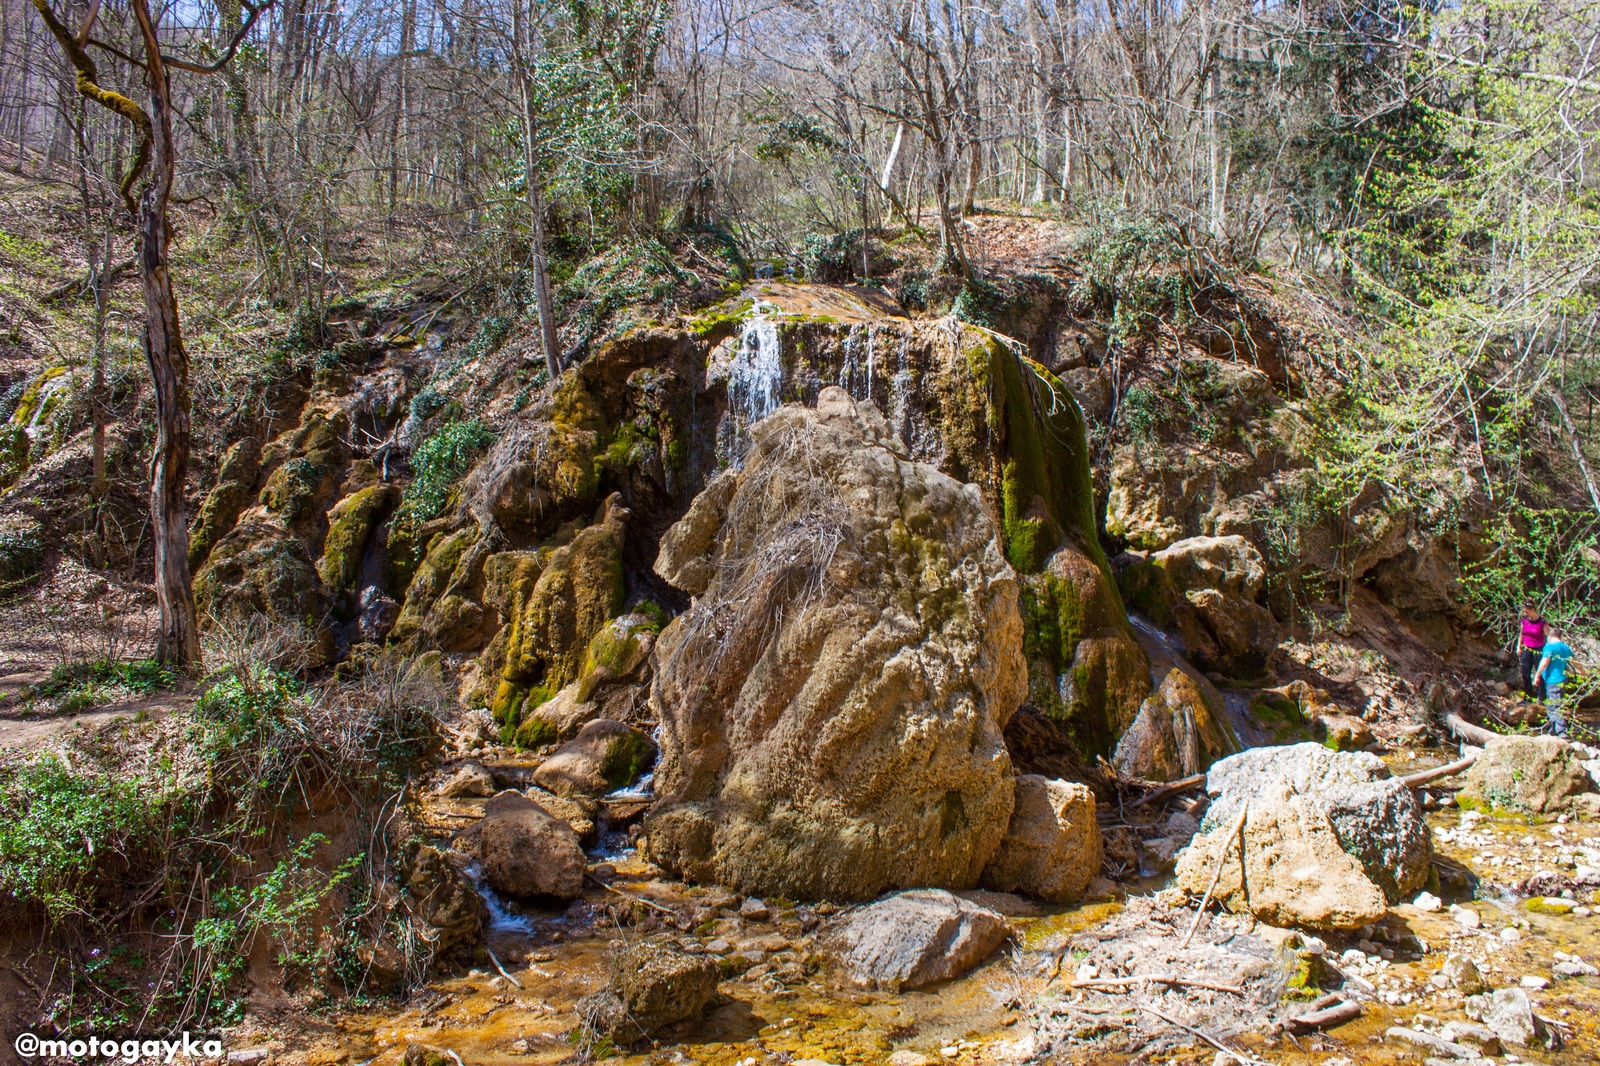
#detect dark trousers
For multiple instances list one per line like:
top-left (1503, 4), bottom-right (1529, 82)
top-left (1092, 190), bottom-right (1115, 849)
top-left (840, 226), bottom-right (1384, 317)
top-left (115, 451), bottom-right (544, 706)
top-left (1521, 647), bottom-right (1548, 700)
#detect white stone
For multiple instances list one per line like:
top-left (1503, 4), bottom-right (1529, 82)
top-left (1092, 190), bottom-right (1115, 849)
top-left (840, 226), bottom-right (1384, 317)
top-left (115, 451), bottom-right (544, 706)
top-left (1500, 927), bottom-right (1522, 942)
top-left (1453, 906), bottom-right (1483, 930)
top-left (1519, 975), bottom-right (1549, 989)
top-left (1413, 891), bottom-right (1443, 912)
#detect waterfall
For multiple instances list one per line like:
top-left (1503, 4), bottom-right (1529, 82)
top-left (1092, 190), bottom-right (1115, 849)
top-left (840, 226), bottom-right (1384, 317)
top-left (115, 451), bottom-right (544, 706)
top-left (731, 302), bottom-right (782, 429)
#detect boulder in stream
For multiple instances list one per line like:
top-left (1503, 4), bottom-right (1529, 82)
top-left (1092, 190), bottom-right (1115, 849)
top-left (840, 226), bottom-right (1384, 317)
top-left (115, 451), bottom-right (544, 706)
top-left (646, 389), bottom-right (1025, 900)
top-left (476, 790), bottom-right (586, 901)
top-left (577, 938), bottom-right (722, 1043)
top-left (1174, 744), bottom-right (1432, 930)
top-left (1457, 736), bottom-right (1596, 817)
top-left (827, 889), bottom-right (1011, 991)
top-left (532, 719), bottom-right (656, 797)
top-left (979, 775), bottom-right (1102, 903)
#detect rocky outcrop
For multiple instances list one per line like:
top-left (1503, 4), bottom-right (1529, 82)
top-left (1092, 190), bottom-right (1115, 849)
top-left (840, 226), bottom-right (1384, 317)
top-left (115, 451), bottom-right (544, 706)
top-left (1113, 663), bottom-right (1236, 781)
top-left (532, 719), bottom-right (656, 796)
top-left (515, 612), bottom-right (659, 743)
top-left (576, 939), bottom-right (721, 1042)
top-left (1458, 737), bottom-right (1596, 816)
top-left (318, 483), bottom-right (399, 597)
top-left (190, 437), bottom-right (262, 571)
top-left (646, 388), bottom-right (1025, 900)
top-left (476, 790), bottom-right (586, 901)
top-left (395, 842), bottom-right (485, 955)
top-left (827, 889), bottom-right (1011, 991)
top-left (1118, 535), bottom-right (1277, 675)
top-left (484, 495), bottom-right (628, 737)
top-left (1175, 744), bottom-right (1432, 929)
top-left (388, 525), bottom-right (482, 650)
top-left (980, 776), bottom-right (1102, 903)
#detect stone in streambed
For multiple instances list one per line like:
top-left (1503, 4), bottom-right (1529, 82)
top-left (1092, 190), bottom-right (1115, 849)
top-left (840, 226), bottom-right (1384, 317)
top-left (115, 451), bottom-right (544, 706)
top-left (532, 719), bottom-right (656, 797)
top-left (1457, 736), bottom-right (1595, 816)
top-left (477, 790), bottom-right (586, 900)
top-left (576, 938), bottom-right (721, 1042)
top-left (827, 889), bottom-right (1011, 991)
top-left (979, 775), bottom-right (1102, 903)
top-left (1174, 743), bottom-right (1431, 929)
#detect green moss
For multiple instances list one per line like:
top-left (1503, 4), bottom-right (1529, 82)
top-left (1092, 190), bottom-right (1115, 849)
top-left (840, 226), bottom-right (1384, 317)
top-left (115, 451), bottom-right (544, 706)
top-left (984, 342), bottom-right (1106, 577)
top-left (686, 297), bottom-right (755, 337)
top-left (599, 730), bottom-right (654, 789)
top-left (317, 484), bottom-right (399, 594)
top-left (512, 711), bottom-right (557, 750)
top-left (1525, 897), bottom-right (1575, 915)
top-left (9, 366), bottom-right (69, 428)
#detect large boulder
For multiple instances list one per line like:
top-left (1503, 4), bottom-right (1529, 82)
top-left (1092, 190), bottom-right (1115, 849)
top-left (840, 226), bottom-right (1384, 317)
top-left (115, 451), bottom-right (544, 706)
top-left (1457, 736), bottom-right (1596, 817)
top-left (827, 889), bottom-right (1011, 991)
top-left (476, 790), bottom-right (586, 901)
top-left (646, 388), bottom-right (1026, 900)
top-left (576, 938), bottom-right (721, 1042)
top-left (532, 719), bottom-right (657, 797)
top-left (1175, 744), bottom-right (1432, 929)
top-left (980, 776), bottom-right (1102, 903)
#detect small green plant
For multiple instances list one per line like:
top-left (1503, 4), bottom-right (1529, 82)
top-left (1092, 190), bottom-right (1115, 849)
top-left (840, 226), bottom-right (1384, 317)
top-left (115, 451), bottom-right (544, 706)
top-left (398, 419), bottom-right (494, 524)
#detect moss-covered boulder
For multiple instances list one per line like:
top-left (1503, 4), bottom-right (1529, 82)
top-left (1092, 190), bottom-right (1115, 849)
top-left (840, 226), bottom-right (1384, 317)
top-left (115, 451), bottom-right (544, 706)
top-left (532, 719), bottom-right (657, 797)
top-left (317, 483), bottom-right (400, 596)
top-left (470, 375), bottom-right (605, 532)
top-left (190, 437), bottom-right (262, 571)
top-left (257, 403), bottom-right (351, 533)
top-left (489, 495), bottom-right (628, 735)
top-left (513, 611), bottom-right (661, 743)
top-left (194, 519), bottom-right (332, 662)
top-left (1457, 737), bottom-right (1596, 817)
top-left (388, 525), bottom-right (480, 649)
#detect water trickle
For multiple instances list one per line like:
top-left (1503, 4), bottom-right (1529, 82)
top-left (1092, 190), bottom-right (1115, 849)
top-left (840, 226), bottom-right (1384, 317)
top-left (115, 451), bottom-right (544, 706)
top-left (728, 302), bottom-right (783, 444)
top-left (463, 862), bottom-right (537, 936)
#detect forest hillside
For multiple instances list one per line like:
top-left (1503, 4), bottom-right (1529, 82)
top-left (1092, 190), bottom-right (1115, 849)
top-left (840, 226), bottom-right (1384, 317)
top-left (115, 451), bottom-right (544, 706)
top-left (0, 0), bottom-right (1598, 1063)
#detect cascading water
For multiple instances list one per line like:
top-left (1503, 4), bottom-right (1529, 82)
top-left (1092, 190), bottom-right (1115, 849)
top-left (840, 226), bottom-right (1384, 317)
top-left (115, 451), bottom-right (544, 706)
top-left (731, 304), bottom-right (782, 423)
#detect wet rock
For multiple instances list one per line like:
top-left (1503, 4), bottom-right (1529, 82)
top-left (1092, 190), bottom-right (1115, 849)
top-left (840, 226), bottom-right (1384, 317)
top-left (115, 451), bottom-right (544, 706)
top-left (317, 483), bottom-right (399, 597)
top-left (532, 719), bottom-right (656, 797)
top-left (739, 897), bottom-right (771, 922)
top-left (525, 785), bottom-right (598, 841)
top-left (1457, 736), bottom-right (1596, 816)
top-left (827, 889), bottom-right (1010, 991)
top-left (647, 389), bottom-right (1024, 899)
top-left (576, 938), bottom-right (721, 1042)
top-left (1174, 744), bottom-right (1432, 929)
top-left (438, 762), bottom-right (495, 798)
top-left (1320, 713), bottom-right (1374, 752)
top-left (979, 776), bottom-right (1102, 903)
top-left (1113, 664), bottom-right (1236, 781)
top-left (477, 790), bottom-right (586, 900)
top-left (483, 496), bottom-right (629, 736)
top-left (357, 586), bottom-right (401, 643)
top-left (397, 842), bottom-right (485, 953)
top-left (1464, 987), bottom-right (1544, 1047)
top-left (514, 613), bottom-right (659, 742)
top-left (1117, 534), bottom-right (1277, 674)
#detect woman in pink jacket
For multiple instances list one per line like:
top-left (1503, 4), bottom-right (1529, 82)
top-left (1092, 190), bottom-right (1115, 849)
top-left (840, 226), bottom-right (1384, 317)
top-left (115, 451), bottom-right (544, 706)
top-left (1520, 604), bottom-right (1548, 700)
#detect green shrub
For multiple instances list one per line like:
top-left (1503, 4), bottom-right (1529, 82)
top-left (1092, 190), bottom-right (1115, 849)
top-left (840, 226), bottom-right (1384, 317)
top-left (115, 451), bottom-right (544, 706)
top-left (0, 756), bottom-right (179, 922)
top-left (398, 419), bottom-right (494, 524)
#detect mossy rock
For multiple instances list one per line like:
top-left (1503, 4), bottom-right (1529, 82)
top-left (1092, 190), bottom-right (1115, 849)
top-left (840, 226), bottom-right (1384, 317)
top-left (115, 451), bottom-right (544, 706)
top-left (317, 483), bottom-right (400, 594)
top-left (193, 520), bottom-right (332, 664)
top-left (190, 437), bottom-right (263, 571)
top-left (499, 495), bottom-right (628, 697)
top-left (257, 404), bottom-right (351, 529)
top-left (389, 526), bottom-right (479, 647)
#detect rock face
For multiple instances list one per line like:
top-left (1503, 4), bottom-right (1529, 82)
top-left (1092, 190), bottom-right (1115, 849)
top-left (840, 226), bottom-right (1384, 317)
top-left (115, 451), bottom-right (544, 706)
top-left (577, 938), bottom-right (721, 1042)
top-left (828, 889), bottom-right (1011, 991)
top-left (646, 388), bottom-right (1025, 900)
top-left (980, 776), bottom-right (1103, 903)
top-left (476, 790), bottom-right (586, 900)
top-left (1118, 535), bottom-right (1277, 675)
top-left (1113, 662), bottom-right (1236, 781)
top-left (1175, 744), bottom-right (1432, 929)
top-left (396, 842), bottom-right (486, 954)
top-left (532, 719), bottom-right (657, 797)
top-left (1458, 736), bottom-right (1595, 816)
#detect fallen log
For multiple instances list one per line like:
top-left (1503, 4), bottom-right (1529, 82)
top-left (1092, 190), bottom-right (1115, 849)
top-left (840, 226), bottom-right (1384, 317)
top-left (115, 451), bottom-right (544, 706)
top-left (1401, 753), bottom-right (1478, 788)
top-left (1445, 712), bottom-right (1503, 747)
top-left (1286, 997), bottom-right (1361, 1032)
top-left (1127, 772), bottom-right (1207, 809)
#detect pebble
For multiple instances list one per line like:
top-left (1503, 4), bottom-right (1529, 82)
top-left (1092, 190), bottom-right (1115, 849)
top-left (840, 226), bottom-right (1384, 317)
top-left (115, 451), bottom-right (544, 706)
top-left (1519, 975), bottom-right (1549, 989)
top-left (1499, 927), bottom-right (1522, 942)
top-left (739, 897), bottom-right (772, 921)
top-left (1576, 906), bottom-right (1594, 917)
top-left (1414, 891), bottom-right (1443, 912)
top-left (1452, 907), bottom-right (1483, 930)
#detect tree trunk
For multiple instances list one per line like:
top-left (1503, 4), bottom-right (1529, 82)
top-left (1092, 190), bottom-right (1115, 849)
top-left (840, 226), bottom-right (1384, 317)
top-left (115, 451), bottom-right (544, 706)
top-left (520, 78), bottom-right (562, 380)
top-left (132, 0), bottom-right (201, 667)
